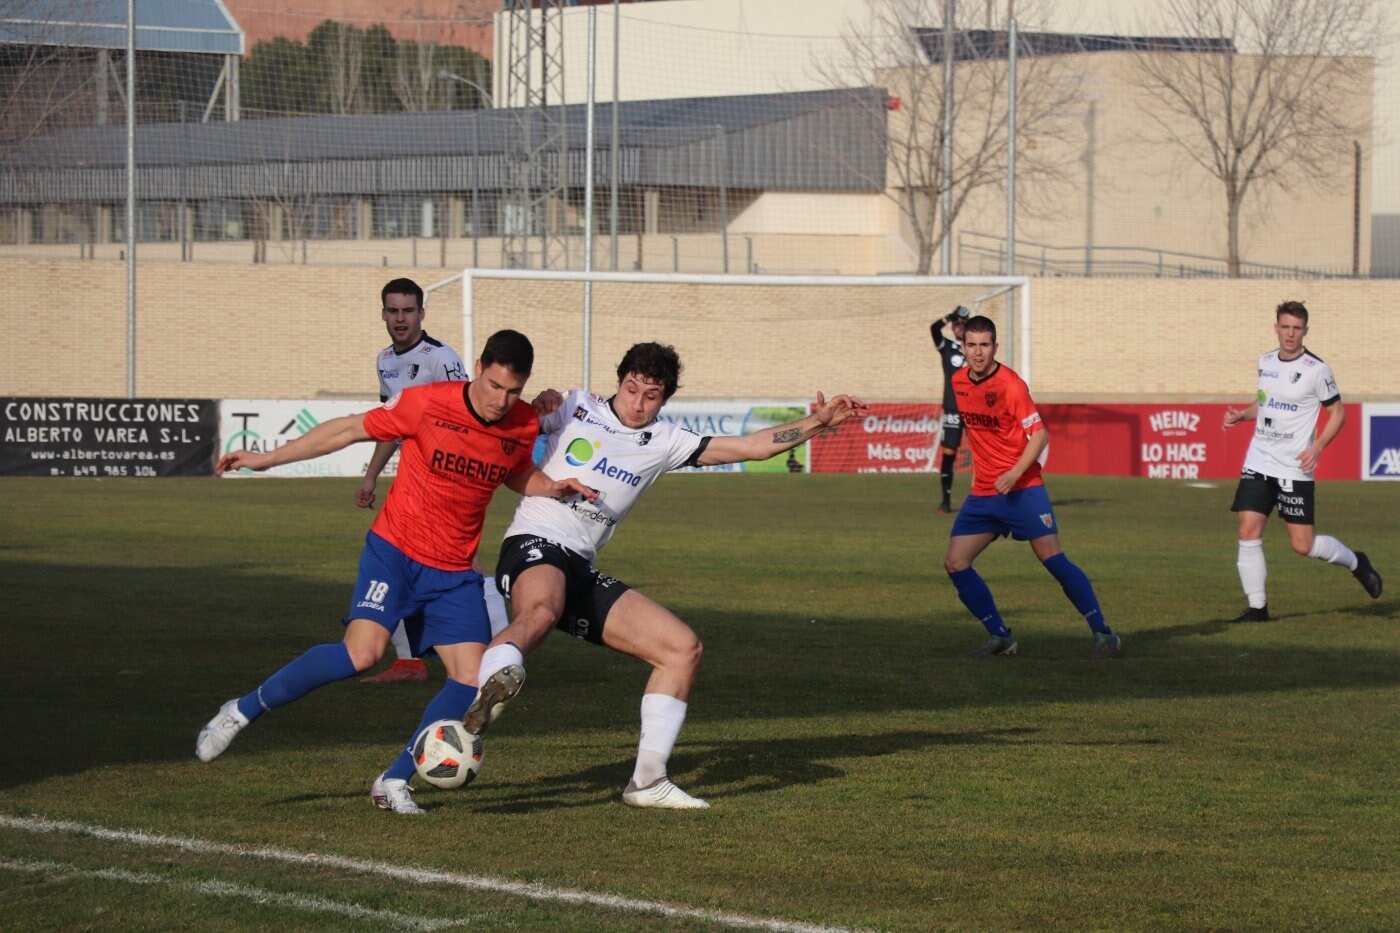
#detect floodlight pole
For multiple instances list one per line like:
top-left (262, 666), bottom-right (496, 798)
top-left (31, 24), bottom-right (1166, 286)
top-left (126, 0), bottom-right (136, 399)
top-left (440, 68), bottom-right (493, 268)
top-left (1006, 19), bottom-right (1017, 370)
top-left (583, 6), bottom-right (597, 391)
top-left (939, 0), bottom-right (954, 276)
top-left (609, 0), bottom-right (620, 271)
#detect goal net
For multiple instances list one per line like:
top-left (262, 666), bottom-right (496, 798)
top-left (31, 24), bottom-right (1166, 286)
top-left (456, 270), bottom-right (1030, 474)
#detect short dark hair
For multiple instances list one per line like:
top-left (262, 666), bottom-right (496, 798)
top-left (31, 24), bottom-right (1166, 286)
top-left (617, 342), bottom-right (682, 400)
top-left (1276, 300), bottom-right (1308, 324)
top-left (480, 329), bottom-right (534, 376)
top-left (381, 277), bottom-right (424, 309)
top-left (963, 314), bottom-right (997, 343)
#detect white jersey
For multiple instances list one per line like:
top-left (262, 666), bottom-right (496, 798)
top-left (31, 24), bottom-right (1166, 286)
top-left (375, 333), bottom-right (466, 401)
top-left (504, 390), bottom-right (707, 561)
top-left (1243, 348), bottom-right (1339, 481)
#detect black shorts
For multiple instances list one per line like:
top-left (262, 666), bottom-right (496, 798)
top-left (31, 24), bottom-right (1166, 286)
top-left (495, 534), bottom-right (631, 645)
top-left (940, 410), bottom-right (963, 451)
top-left (1230, 470), bottom-right (1315, 525)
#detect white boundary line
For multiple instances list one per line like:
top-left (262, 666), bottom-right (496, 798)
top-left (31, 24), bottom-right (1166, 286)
top-left (1, 815), bottom-right (863, 933)
top-left (0, 856), bottom-right (465, 932)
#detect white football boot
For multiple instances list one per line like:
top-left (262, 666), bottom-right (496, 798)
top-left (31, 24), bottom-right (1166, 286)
top-left (195, 699), bottom-right (249, 762)
top-left (621, 777), bottom-right (710, 810)
top-left (371, 773), bottom-right (425, 815)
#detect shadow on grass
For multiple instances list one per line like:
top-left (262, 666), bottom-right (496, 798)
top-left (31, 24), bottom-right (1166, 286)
top-left (3, 558), bottom-right (1399, 792)
top-left (421, 728), bottom-right (1055, 814)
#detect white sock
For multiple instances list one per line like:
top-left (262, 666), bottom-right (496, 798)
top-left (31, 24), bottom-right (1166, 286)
top-left (1308, 535), bottom-right (1358, 571)
top-left (478, 642), bottom-right (525, 683)
top-left (1237, 539), bottom-right (1268, 609)
top-left (389, 621), bottom-right (414, 662)
top-left (483, 576), bottom-right (509, 638)
top-left (632, 693), bottom-right (688, 788)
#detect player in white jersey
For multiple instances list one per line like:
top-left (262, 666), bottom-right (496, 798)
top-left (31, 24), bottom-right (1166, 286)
top-left (355, 278), bottom-right (508, 683)
top-left (463, 342), bottom-right (866, 809)
top-left (1223, 301), bottom-right (1382, 622)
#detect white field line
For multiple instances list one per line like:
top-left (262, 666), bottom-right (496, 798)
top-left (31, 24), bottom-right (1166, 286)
top-left (0, 857), bottom-right (466, 931)
top-left (1, 815), bottom-right (862, 933)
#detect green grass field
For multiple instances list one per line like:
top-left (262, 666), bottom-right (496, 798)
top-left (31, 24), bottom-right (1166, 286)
top-left (1, 473), bottom-right (1397, 931)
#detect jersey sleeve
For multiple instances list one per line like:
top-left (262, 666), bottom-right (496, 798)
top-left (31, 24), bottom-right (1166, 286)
top-left (538, 390), bottom-right (579, 436)
top-left (376, 354), bottom-right (391, 402)
top-left (931, 321), bottom-right (948, 349)
top-left (1315, 362), bottom-right (1340, 406)
top-left (663, 423), bottom-right (706, 472)
top-left (498, 402), bottom-right (540, 480)
top-left (1006, 375), bottom-right (1044, 436)
top-left (435, 347), bottom-right (467, 382)
top-left (363, 387), bottom-right (427, 442)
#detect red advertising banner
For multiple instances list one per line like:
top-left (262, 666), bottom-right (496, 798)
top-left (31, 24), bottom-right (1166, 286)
top-left (810, 402), bottom-right (943, 473)
top-left (1040, 403), bottom-right (1360, 481)
top-left (810, 401), bottom-right (1363, 479)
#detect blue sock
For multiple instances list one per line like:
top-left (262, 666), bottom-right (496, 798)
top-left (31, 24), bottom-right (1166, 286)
top-left (383, 679), bottom-right (479, 783)
top-left (948, 567), bottom-right (1011, 638)
top-left (1042, 553), bottom-right (1111, 634)
top-left (236, 643), bottom-right (357, 722)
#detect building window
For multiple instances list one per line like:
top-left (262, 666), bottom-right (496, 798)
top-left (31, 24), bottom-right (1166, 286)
top-left (195, 200), bottom-right (247, 241)
top-left (565, 188), bottom-right (644, 235)
top-left (282, 197), bottom-right (357, 240)
top-left (34, 203), bottom-right (97, 244)
top-left (110, 202), bottom-right (180, 242)
top-left (374, 195), bottom-right (440, 238)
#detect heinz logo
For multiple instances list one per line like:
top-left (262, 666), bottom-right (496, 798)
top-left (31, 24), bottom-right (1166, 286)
top-left (1149, 410), bottom-right (1200, 435)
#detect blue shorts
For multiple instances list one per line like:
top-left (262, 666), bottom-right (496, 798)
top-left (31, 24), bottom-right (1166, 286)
top-left (345, 531), bottom-right (491, 654)
top-left (950, 485), bottom-right (1058, 541)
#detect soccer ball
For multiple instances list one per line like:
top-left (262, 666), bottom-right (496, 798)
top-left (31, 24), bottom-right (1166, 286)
top-left (412, 719), bottom-right (484, 789)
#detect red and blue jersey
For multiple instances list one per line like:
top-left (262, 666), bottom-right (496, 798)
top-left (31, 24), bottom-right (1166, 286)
top-left (952, 362), bottom-right (1045, 496)
top-left (363, 381), bottom-right (538, 571)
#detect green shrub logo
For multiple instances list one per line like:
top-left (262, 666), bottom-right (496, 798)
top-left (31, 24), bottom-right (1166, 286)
top-left (565, 438), bottom-right (600, 466)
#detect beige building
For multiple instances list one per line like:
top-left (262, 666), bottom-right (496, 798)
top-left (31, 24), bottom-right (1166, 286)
top-left (0, 0), bottom-right (1383, 277)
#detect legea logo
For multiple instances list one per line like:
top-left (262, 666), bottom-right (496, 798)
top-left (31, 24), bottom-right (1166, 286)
top-left (565, 437), bottom-right (601, 466)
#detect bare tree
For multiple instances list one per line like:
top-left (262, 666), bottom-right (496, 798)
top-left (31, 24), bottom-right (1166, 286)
top-left (0, 2), bottom-right (105, 169)
top-left (1129, 0), bottom-right (1386, 277)
top-left (815, 0), bottom-right (1082, 274)
top-left (312, 21), bottom-right (364, 115)
top-left (393, 40), bottom-right (446, 112)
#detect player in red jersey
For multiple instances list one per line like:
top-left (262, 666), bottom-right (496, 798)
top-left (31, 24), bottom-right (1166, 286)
top-left (360, 277), bottom-right (467, 684)
top-left (195, 330), bottom-right (596, 814)
top-left (944, 315), bottom-right (1120, 659)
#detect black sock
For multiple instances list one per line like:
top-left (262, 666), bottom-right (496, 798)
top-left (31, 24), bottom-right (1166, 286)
top-left (939, 451), bottom-right (955, 500)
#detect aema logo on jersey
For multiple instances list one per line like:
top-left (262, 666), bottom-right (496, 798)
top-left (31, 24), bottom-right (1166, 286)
top-left (1367, 414), bottom-right (1400, 479)
top-left (565, 437), bottom-right (600, 466)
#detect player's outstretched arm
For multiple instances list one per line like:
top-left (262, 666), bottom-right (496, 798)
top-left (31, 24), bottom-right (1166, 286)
top-left (218, 414), bottom-right (372, 474)
top-left (698, 391), bottom-right (869, 466)
top-left (1222, 401), bottom-right (1259, 428)
top-left (505, 466), bottom-right (599, 502)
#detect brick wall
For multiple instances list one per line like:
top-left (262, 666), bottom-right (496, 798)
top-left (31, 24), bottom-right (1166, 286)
top-left (5, 259), bottom-right (1396, 403)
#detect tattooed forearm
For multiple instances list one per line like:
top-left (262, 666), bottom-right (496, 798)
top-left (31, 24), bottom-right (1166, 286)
top-left (771, 428), bottom-right (803, 443)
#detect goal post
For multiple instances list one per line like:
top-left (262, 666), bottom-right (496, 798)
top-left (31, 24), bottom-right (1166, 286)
top-left (458, 269), bottom-right (1031, 473)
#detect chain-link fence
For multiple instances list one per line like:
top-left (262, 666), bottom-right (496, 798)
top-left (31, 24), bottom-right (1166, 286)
top-left (1, 0), bottom-right (1394, 276)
